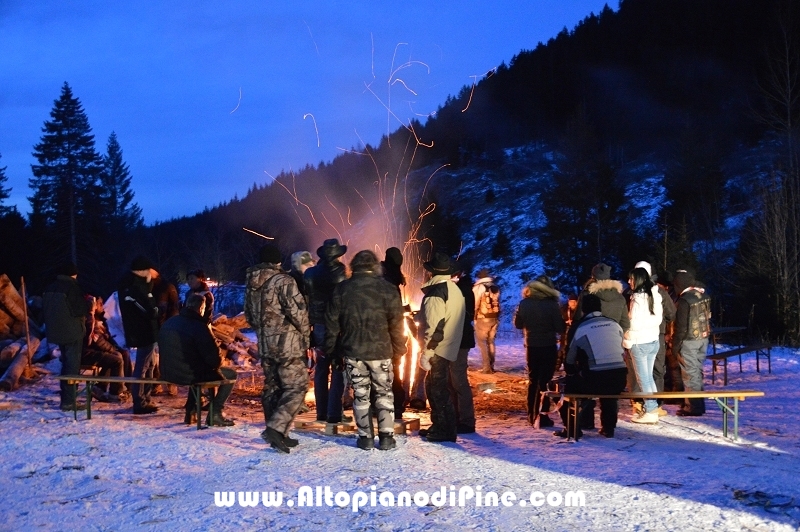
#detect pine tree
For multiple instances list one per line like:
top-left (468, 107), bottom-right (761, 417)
top-left (101, 132), bottom-right (143, 232)
top-left (29, 82), bottom-right (104, 266)
top-left (0, 152), bottom-right (11, 216)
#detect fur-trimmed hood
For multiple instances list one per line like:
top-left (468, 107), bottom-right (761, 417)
top-left (587, 279), bottom-right (624, 296)
top-left (523, 280), bottom-right (561, 300)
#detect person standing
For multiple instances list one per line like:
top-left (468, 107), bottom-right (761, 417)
top-left (418, 252), bottom-right (465, 443)
top-left (572, 262), bottom-right (630, 429)
top-left (381, 247), bottom-right (409, 420)
top-left (118, 256), bottom-right (161, 415)
top-left (451, 271), bottom-right (477, 433)
top-left (159, 293), bottom-right (237, 426)
top-left (324, 250), bottom-right (406, 450)
top-left (42, 263), bottom-right (89, 411)
top-left (473, 269), bottom-right (500, 373)
top-left (624, 267), bottom-right (664, 424)
top-left (304, 239), bottom-right (348, 423)
top-left (514, 276), bottom-right (565, 428)
top-left (246, 244), bottom-right (310, 453)
top-left (672, 270), bottom-right (711, 417)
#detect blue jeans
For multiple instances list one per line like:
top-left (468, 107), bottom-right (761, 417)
top-left (312, 325), bottom-right (344, 422)
top-left (630, 341), bottom-right (659, 414)
top-left (132, 343), bottom-right (158, 409)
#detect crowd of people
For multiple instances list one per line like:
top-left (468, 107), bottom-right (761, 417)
top-left (38, 239), bottom-right (713, 452)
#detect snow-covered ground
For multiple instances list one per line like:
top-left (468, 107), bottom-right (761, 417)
top-left (1, 341), bottom-right (799, 531)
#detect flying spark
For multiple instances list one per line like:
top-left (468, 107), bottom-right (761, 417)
top-left (303, 113), bottom-right (321, 147)
top-left (230, 87), bottom-right (242, 114)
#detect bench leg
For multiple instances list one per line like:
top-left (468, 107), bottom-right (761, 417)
top-left (756, 350), bottom-right (760, 373)
top-left (191, 386), bottom-right (203, 430)
top-left (723, 359), bottom-right (728, 386)
top-left (711, 360), bottom-right (716, 385)
top-left (72, 383), bottom-right (78, 421)
top-left (734, 398), bottom-right (739, 441)
top-left (86, 380), bottom-right (93, 420)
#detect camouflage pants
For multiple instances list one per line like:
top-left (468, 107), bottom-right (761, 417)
top-left (345, 357), bottom-right (394, 437)
top-left (261, 355), bottom-right (309, 435)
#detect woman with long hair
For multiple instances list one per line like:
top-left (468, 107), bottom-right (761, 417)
top-left (624, 267), bottom-right (663, 424)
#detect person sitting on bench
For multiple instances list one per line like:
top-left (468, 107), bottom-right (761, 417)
top-left (556, 294), bottom-right (628, 439)
top-left (159, 293), bottom-right (237, 427)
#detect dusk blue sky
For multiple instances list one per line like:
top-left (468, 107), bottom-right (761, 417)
top-left (0, 1), bottom-right (612, 224)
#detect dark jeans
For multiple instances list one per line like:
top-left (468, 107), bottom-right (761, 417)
top-left (425, 355), bottom-right (457, 438)
top-left (311, 325), bottom-right (344, 422)
top-left (185, 367), bottom-right (237, 413)
top-left (448, 347), bottom-right (475, 428)
top-left (82, 348), bottom-right (125, 395)
top-left (560, 368), bottom-right (627, 431)
top-left (526, 344), bottom-right (558, 423)
top-left (59, 339), bottom-right (83, 406)
top-left (132, 343), bottom-right (158, 409)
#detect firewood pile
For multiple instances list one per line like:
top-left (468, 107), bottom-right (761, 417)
top-left (210, 313), bottom-right (259, 367)
top-left (0, 275), bottom-right (51, 391)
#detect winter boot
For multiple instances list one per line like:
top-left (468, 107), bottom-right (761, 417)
top-left (263, 427), bottom-right (290, 453)
top-left (378, 433), bottom-right (396, 450)
top-left (357, 436), bottom-right (375, 450)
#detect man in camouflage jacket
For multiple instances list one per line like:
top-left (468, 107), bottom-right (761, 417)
top-left (245, 244), bottom-right (311, 453)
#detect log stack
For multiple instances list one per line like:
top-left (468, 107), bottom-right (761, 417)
top-left (0, 275), bottom-right (47, 391)
top-left (211, 314), bottom-right (259, 367)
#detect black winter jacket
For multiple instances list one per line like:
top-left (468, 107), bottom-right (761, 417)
top-left (118, 272), bottom-right (159, 347)
top-left (574, 279), bottom-right (630, 332)
top-left (42, 275), bottom-right (87, 344)
top-left (514, 281), bottom-right (565, 348)
top-left (158, 308), bottom-right (224, 384)
top-left (304, 259), bottom-right (347, 325)
top-left (323, 271), bottom-right (407, 362)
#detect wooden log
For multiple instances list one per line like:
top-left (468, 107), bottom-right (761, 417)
top-left (227, 312), bottom-right (250, 330)
top-left (0, 339), bottom-right (22, 367)
top-left (0, 274), bottom-right (26, 323)
top-left (0, 337), bottom-right (41, 391)
top-left (31, 340), bottom-right (53, 363)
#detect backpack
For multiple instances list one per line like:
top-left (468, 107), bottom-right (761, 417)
top-left (478, 284), bottom-right (500, 319)
top-left (687, 292), bottom-right (712, 340)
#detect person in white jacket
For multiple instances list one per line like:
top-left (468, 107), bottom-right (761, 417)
top-left (623, 267), bottom-right (663, 424)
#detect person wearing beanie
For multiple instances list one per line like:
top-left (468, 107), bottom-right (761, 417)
top-left (304, 239), bottom-right (349, 424)
top-left (472, 268), bottom-right (501, 373)
top-left (381, 246), bottom-right (409, 419)
top-left (118, 255), bottom-right (161, 414)
top-left (185, 268), bottom-right (214, 322)
top-left (245, 244), bottom-right (311, 453)
top-left (672, 269), bottom-right (711, 416)
top-left (571, 262), bottom-right (630, 430)
top-left (42, 264), bottom-right (90, 411)
top-left (323, 250), bottom-right (407, 450)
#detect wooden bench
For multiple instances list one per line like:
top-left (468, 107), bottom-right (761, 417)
top-left (55, 375), bottom-right (237, 430)
top-left (542, 390), bottom-right (765, 442)
top-left (707, 344), bottom-right (771, 385)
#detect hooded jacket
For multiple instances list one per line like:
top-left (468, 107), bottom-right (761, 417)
top-left (419, 275), bottom-right (465, 362)
top-left (323, 270), bottom-right (407, 362)
top-left (514, 280), bottom-right (565, 348)
top-left (245, 262), bottom-right (310, 359)
top-left (574, 279), bottom-right (630, 332)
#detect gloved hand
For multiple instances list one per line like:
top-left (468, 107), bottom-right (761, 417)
top-left (419, 352), bottom-right (433, 371)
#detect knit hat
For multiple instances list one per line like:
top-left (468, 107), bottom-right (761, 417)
top-left (59, 262), bottom-right (79, 276)
top-left (384, 247), bottom-right (403, 267)
top-left (259, 244), bottom-right (282, 265)
top-left (673, 270), bottom-right (695, 294)
top-left (290, 251), bottom-right (314, 272)
top-left (130, 255), bottom-right (154, 271)
top-left (634, 261), bottom-right (652, 276)
top-left (317, 238), bottom-right (347, 260)
top-left (476, 268), bottom-right (490, 279)
top-left (591, 263), bottom-right (611, 281)
top-left (187, 269), bottom-right (205, 279)
top-left (423, 252), bottom-right (457, 275)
